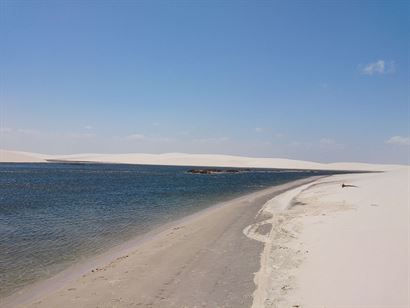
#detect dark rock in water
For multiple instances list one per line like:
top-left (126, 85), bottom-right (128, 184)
top-left (187, 169), bottom-right (242, 174)
top-left (187, 169), bottom-right (222, 174)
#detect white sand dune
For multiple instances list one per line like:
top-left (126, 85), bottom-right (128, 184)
top-left (0, 150), bottom-right (47, 163)
top-left (247, 168), bottom-right (410, 307)
top-left (0, 149), bottom-right (405, 171)
top-left (291, 168), bottom-right (410, 307)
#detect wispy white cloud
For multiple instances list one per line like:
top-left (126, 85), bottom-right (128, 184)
top-left (125, 133), bottom-right (174, 143)
top-left (153, 136), bottom-right (175, 143)
top-left (288, 141), bottom-right (300, 147)
top-left (254, 128), bottom-right (284, 139)
top-left (0, 127), bottom-right (12, 133)
top-left (288, 141), bottom-right (312, 148)
top-left (1, 128), bottom-right (96, 139)
top-left (360, 60), bottom-right (395, 75)
top-left (386, 136), bottom-right (410, 146)
top-left (319, 138), bottom-right (336, 145)
top-left (126, 133), bottom-right (146, 140)
top-left (16, 128), bottom-right (42, 136)
top-left (84, 125), bottom-right (93, 130)
top-left (67, 133), bottom-right (95, 139)
top-left (193, 137), bottom-right (229, 144)
top-left (319, 138), bottom-right (345, 150)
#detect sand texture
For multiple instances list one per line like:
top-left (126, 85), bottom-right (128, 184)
top-left (245, 168), bottom-right (409, 307)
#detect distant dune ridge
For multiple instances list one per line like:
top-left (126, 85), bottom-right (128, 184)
top-left (0, 150), bottom-right (48, 163)
top-left (0, 149), bottom-right (405, 171)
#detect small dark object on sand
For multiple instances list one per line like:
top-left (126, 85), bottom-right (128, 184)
top-left (342, 183), bottom-right (358, 188)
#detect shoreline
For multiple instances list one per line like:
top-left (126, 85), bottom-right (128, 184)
top-left (1, 176), bottom-right (323, 308)
top-left (245, 168), bottom-right (409, 307)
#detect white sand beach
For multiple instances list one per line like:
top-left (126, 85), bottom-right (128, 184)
top-left (1, 149), bottom-right (408, 307)
top-left (245, 167), bottom-right (409, 307)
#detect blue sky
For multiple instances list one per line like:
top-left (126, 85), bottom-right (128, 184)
top-left (1, 0), bottom-right (409, 164)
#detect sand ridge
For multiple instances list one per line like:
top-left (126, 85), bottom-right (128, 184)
top-left (0, 149), bottom-right (405, 171)
top-left (246, 168), bottom-right (409, 307)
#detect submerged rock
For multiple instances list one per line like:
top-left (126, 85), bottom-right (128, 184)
top-left (187, 169), bottom-right (241, 174)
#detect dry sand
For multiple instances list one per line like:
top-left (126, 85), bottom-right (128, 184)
top-left (0, 149), bottom-right (404, 171)
top-left (0, 150), bottom-right (47, 163)
top-left (244, 167), bottom-right (409, 307)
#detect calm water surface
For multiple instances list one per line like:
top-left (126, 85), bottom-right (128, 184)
top-left (0, 163), bottom-right (341, 297)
